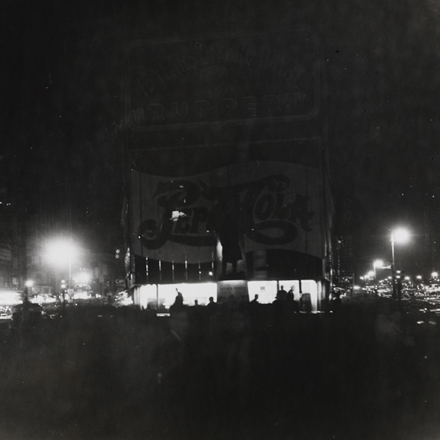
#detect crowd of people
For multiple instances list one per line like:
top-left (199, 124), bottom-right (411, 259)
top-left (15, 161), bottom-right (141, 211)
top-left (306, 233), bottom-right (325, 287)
top-left (167, 285), bottom-right (345, 316)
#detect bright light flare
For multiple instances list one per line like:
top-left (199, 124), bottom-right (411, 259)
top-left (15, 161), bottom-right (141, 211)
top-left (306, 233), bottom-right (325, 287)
top-left (75, 271), bottom-right (91, 284)
top-left (0, 290), bottom-right (22, 306)
top-left (45, 239), bottom-right (79, 267)
top-left (373, 259), bottom-right (384, 269)
top-left (392, 227), bottom-right (410, 244)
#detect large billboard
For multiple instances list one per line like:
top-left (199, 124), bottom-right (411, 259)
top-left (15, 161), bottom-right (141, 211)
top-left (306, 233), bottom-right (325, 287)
top-left (124, 28), bottom-right (332, 285)
top-left (130, 160), bottom-right (323, 264)
top-left (124, 28), bottom-right (320, 138)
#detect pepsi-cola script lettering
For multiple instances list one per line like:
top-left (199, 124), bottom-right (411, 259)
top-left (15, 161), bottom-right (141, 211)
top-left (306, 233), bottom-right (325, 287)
top-left (138, 175), bottom-right (314, 250)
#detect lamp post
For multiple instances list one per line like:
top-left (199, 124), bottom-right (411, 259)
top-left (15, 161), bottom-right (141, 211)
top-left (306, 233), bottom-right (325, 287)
top-left (24, 279), bottom-right (33, 302)
top-left (390, 228), bottom-right (410, 300)
top-left (45, 238), bottom-right (79, 302)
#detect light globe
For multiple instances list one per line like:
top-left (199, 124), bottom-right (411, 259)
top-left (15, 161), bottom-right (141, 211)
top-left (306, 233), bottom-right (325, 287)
top-left (373, 259), bottom-right (384, 269)
top-left (392, 227), bottom-right (410, 244)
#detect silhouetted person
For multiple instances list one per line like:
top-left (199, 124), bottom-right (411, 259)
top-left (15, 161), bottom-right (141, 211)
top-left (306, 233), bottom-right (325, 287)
top-left (218, 214), bottom-right (242, 278)
top-left (170, 289), bottom-right (184, 314)
top-left (249, 294), bottom-right (263, 318)
top-left (276, 285), bottom-right (288, 302)
top-left (285, 287), bottom-right (299, 312)
top-left (205, 296), bottom-right (218, 318)
top-left (206, 198), bottom-right (243, 278)
top-left (206, 296), bottom-right (217, 311)
top-left (331, 291), bottom-right (342, 312)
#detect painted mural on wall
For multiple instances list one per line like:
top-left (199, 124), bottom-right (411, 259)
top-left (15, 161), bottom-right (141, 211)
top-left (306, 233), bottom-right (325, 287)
top-left (130, 161), bottom-right (322, 263)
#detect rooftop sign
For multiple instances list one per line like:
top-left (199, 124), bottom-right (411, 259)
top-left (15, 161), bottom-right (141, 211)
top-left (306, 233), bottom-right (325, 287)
top-left (124, 28), bottom-right (320, 132)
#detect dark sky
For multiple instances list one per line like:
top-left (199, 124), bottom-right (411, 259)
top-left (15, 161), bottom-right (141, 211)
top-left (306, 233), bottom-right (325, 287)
top-left (1, 0), bottom-right (440, 274)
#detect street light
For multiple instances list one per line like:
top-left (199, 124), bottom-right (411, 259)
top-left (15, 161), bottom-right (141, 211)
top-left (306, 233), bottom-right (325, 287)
top-left (23, 279), bottom-right (34, 302)
top-left (391, 227), bottom-right (410, 300)
top-left (45, 238), bottom-right (79, 299)
top-left (363, 273), bottom-right (370, 285)
top-left (75, 271), bottom-right (91, 285)
top-left (373, 259), bottom-right (384, 282)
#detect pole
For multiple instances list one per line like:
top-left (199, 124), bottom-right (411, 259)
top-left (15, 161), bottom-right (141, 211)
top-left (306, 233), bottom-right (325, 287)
top-left (391, 232), bottom-right (396, 299)
top-left (69, 254), bottom-right (72, 291)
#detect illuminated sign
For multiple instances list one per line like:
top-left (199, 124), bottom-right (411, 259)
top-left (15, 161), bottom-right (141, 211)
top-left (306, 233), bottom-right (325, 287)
top-left (130, 160), bottom-right (323, 263)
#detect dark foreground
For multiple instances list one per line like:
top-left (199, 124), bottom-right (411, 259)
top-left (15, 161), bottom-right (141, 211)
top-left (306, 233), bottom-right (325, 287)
top-left (0, 297), bottom-right (439, 440)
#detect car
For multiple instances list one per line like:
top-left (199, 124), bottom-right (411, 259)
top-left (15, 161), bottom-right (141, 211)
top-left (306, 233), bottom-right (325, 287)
top-left (0, 306), bottom-right (12, 320)
top-left (378, 288), bottom-right (392, 297)
top-left (113, 290), bottom-right (134, 308)
top-left (9, 302), bottom-right (45, 330)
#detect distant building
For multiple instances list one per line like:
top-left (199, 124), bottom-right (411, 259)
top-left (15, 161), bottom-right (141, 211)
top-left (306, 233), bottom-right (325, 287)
top-left (0, 243), bottom-right (12, 287)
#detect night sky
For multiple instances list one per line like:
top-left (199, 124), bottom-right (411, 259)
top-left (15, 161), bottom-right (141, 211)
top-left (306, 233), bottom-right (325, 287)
top-left (1, 0), bottom-right (440, 275)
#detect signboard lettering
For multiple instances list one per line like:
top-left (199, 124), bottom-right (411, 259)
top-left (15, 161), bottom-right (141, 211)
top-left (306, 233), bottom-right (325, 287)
top-left (125, 29), bottom-right (320, 131)
top-left (131, 160), bottom-right (322, 263)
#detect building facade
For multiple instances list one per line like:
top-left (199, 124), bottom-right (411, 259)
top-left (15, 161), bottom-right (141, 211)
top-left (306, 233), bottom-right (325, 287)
top-left (122, 28), bottom-right (334, 311)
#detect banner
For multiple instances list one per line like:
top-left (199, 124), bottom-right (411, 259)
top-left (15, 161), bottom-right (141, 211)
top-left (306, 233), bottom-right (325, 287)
top-left (130, 161), bottom-right (323, 263)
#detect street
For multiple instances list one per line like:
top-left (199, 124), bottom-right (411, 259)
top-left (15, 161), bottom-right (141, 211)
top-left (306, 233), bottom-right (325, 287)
top-left (0, 297), bottom-right (439, 440)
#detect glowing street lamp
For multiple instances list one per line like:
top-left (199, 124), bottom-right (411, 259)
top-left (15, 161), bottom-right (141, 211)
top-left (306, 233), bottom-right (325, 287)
top-left (74, 271), bottom-right (91, 285)
top-left (391, 228), bottom-right (410, 300)
top-left (45, 238), bottom-right (79, 296)
top-left (23, 279), bottom-right (34, 302)
top-left (363, 271), bottom-right (374, 286)
top-left (373, 259), bottom-right (384, 281)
